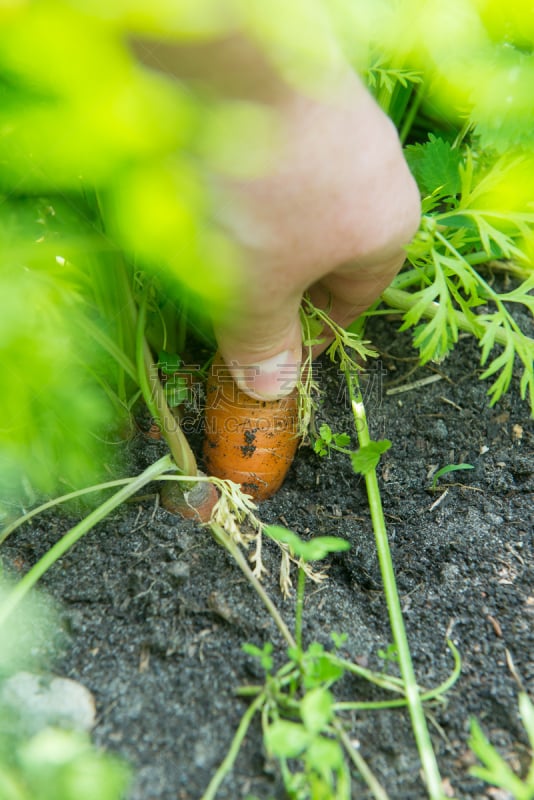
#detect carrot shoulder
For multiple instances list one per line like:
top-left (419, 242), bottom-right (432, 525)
top-left (160, 477), bottom-right (218, 523)
top-left (203, 353), bottom-right (299, 501)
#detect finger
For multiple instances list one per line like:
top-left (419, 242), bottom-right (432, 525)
top-left (213, 286), bottom-right (303, 401)
top-left (307, 252), bottom-right (406, 356)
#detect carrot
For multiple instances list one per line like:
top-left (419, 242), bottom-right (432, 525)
top-left (203, 352), bottom-right (299, 501)
top-left (160, 477), bottom-right (218, 523)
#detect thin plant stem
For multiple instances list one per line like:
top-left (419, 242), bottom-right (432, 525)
top-left (1, 472), bottom-right (220, 546)
top-left (332, 657), bottom-right (405, 692)
top-left (335, 721), bottom-right (391, 800)
top-left (294, 566), bottom-right (306, 652)
top-left (399, 84), bottom-right (425, 144)
top-left (76, 315), bottom-right (137, 383)
top-left (0, 455), bottom-right (175, 626)
top-left (0, 478), bottom-right (141, 545)
top-left (382, 286), bottom-right (522, 351)
top-left (136, 288), bottom-right (197, 476)
top-left (210, 523), bottom-right (296, 649)
top-left (201, 692), bottom-right (265, 800)
top-left (334, 639), bottom-right (461, 712)
top-left (347, 370), bottom-right (446, 800)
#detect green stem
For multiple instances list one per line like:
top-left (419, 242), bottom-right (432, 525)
top-left (331, 657), bottom-right (406, 693)
top-left (390, 255), bottom-right (530, 296)
top-left (335, 721), bottom-right (391, 800)
top-left (382, 285), bottom-right (516, 351)
top-left (210, 523), bottom-right (296, 649)
top-left (0, 455), bottom-right (174, 626)
top-left (76, 315), bottom-right (137, 383)
top-left (399, 84), bottom-right (424, 144)
top-left (348, 372), bottom-right (445, 800)
top-left (294, 567), bottom-right (306, 653)
top-left (201, 692), bottom-right (265, 800)
top-left (1, 478), bottom-right (141, 545)
top-left (1, 472), bottom-right (217, 547)
top-left (136, 288), bottom-right (197, 476)
top-left (335, 639), bottom-right (461, 712)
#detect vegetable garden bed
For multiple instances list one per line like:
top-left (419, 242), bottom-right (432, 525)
top-left (3, 306), bottom-right (531, 800)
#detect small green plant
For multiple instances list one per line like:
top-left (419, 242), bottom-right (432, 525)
top-left (376, 643), bottom-right (399, 668)
top-left (430, 463), bottom-right (475, 490)
top-left (361, 29), bottom-right (534, 416)
top-left (197, 306), bottom-right (465, 799)
top-left (469, 693), bottom-right (534, 800)
top-left (265, 686), bottom-right (350, 800)
top-left (202, 519), bottom-right (461, 800)
top-left (314, 422), bottom-right (392, 477)
top-left (265, 526), bottom-right (351, 655)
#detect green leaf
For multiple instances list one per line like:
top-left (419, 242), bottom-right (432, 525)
top-left (157, 350), bottom-right (182, 375)
top-left (302, 316), bottom-right (325, 347)
top-left (318, 424), bottom-right (332, 444)
top-left (377, 643), bottom-right (398, 663)
top-left (306, 736), bottom-right (344, 775)
top-left (263, 525), bottom-right (305, 554)
top-left (519, 693), bottom-right (534, 753)
top-left (265, 720), bottom-right (311, 759)
top-left (333, 433), bottom-right (351, 448)
top-left (405, 134), bottom-right (463, 197)
top-left (301, 645), bottom-right (345, 689)
top-left (242, 642), bottom-right (273, 672)
top-left (431, 463), bottom-right (474, 489)
top-left (313, 440), bottom-right (328, 457)
top-left (468, 718), bottom-right (532, 798)
top-left (330, 632), bottom-right (348, 649)
top-left (264, 526), bottom-right (350, 563)
top-left (313, 426), bottom-right (351, 457)
top-left (300, 688), bottom-right (333, 734)
top-left (350, 441), bottom-right (391, 476)
top-left (19, 729), bottom-right (130, 800)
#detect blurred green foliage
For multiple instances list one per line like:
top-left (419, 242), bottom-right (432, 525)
top-left (0, 578), bottom-right (130, 800)
top-left (0, 0), bottom-right (533, 509)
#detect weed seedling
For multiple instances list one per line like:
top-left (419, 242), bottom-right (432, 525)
top-left (264, 525), bottom-right (350, 655)
top-left (469, 693), bottom-right (534, 800)
top-left (202, 515), bottom-right (460, 799)
top-left (430, 463), bottom-right (475, 490)
top-left (202, 526), bottom-right (392, 800)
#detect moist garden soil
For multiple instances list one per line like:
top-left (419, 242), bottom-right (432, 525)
top-left (3, 311), bottom-right (533, 800)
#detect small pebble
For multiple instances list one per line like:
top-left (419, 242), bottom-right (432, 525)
top-left (168, 561), bottom-right (190, 581)
top-left (432, 420), bottom-right (449, 441)
top-left (1, 671), bottom-right (96, 733)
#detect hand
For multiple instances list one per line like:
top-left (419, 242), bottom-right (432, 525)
top-left (211, 69), bottom-right (421, 400)
top-left (133, 37), bottom-right (421, 400)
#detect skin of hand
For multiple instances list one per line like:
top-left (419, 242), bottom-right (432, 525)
top-left (213, 68), bottom-right (421, 400)
top-left (133, 36), bottom-right (421, 401)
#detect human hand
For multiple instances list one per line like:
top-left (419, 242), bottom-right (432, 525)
top-left (211, 69), bottom-right (421, 400)
top-left (133, 36), bottom-right (421, 400)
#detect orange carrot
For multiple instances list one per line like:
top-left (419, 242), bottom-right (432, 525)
top-left (160, 477), bottom-right (218, 523)
top-left (203, 353), bottom-right (299, 501)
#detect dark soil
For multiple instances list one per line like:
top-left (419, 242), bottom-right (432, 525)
top-left (2, 314), bottom-right (533, 800)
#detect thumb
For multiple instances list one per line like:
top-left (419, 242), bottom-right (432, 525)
top-left (213, 305), bottom-right (302, 401)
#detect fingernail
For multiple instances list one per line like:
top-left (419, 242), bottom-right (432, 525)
top-left (231, 350), bottom-right (300, 401)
